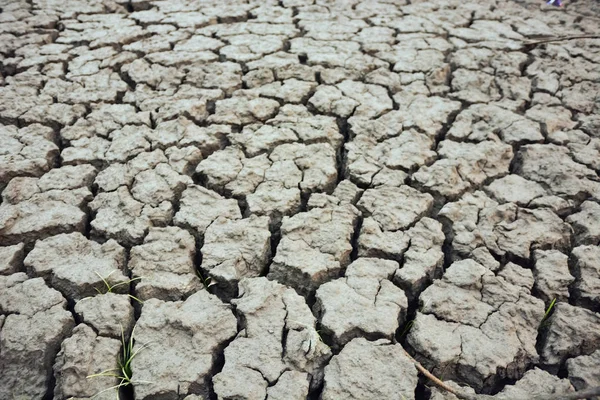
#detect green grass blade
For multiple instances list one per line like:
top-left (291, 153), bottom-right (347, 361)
top-left (543, 298), bottom-right (556, 320)
top-left (95, 271), bottom-right (112, 293)
top-left (127, 294), bottom-right (144, 304)
top-left (87, 367), bottom-right (120, 377)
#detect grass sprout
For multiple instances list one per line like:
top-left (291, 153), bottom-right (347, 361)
top-left (540, 297), bottom-right (557, 328)
top-left (88, 325), bottom-right (152, 399)
top-left (95, 270), bottom-right (144, 304)
top-left (195, 269), bottom-right (217, 289)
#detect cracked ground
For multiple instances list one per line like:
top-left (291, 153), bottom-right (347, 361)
top-left (1, 0), bottom-right (600, 399)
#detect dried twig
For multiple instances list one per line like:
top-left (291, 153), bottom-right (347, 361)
top-left (402, 349), bottom-right (600, 400)
top-left (523, 34), bottom-right (600, 46)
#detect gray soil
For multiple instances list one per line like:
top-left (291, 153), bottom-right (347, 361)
top-left (0, 0), bottom-right (599, 399)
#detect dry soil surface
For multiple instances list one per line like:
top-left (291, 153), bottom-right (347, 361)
top-left (1, 0), bottom-right (599, 399)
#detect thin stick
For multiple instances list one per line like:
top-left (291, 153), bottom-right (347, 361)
top-left (523, 34), bottom-right (600, 46)
top-left (402, 349), bottom-right (600, 400)
top-left (402, 350), bottom-right (463, 396)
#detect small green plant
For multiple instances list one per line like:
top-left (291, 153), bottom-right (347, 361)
top-left (195, 269), bottom-right (217, 289)
top-left (540, 298), bottom-right (557, 328)
top-left (88, 325), bottom-right (152, 399)
top-left (95, 270), bottom-right (144, 304)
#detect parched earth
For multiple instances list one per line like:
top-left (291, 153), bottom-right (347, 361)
top-left (1, 0), bottom-right (599, 399)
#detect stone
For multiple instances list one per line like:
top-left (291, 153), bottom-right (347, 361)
top-left (532, 250), bottom-right (574, 303)
top-left (24, 232), bottom-right (127, 301)
top-left (53, 324), bottom-right (121, 400)
top-left (408, 259), bottom-right (545, 391)
top-left (566, 201), bottom-right (600, 245)
top-left (567, 350), bottom-right (600, 391)
top-left (74, 293), bottom-right (135, 338)
top-left (0, 243), bottom-right (24, 275)
top-left (315, 258), bottom-right (408, 347)
top-left (321, 338), bottom-right (418, 400)
top-left (201, 215), bottom-right (271, 298)
top-left (174, 185), bottom-right (242, 239)
top-left (570, 245), bottom-right (600, 309)
top-left (131, 290), bottom-right (238, 399)
top-left (268, 204), bottom-right (359, 295)
top-left (539, 302), bottom-right (600, 370)
top-left (213, 278), bottom-right (331, 398)
top-left (0, 274), bottom-right (74, 400)
top-left (129, 226), bottom-right (202, 301)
